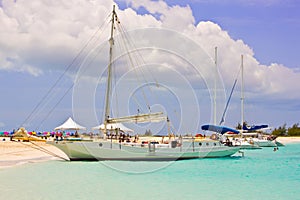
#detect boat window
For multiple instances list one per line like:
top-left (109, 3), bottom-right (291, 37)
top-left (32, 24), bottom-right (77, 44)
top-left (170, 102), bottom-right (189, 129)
top-left (199, 142), bottom-right (202, 146)
top-left (99, 143), bottom-right (103, 147)
top-left (214, 143), bottom-right (216, 146)
top-left (206, 143), bottom-right (209, 146)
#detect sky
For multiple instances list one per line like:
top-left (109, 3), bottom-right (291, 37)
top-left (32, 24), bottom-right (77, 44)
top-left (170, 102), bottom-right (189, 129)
top-left (0, 0), bottom-right (299, 133)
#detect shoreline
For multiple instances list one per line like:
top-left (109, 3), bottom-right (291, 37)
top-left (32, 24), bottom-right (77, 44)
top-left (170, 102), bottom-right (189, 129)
top-left (0, 138), bottom-right (68, 169)
top-left (276, 136), bottom-right (300, 144)
top-left (0, 136), bottom-right (299, 169)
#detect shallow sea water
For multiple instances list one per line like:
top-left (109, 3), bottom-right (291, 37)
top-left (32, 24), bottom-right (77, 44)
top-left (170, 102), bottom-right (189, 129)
top-left (0, 143), bottom-right (299, 200)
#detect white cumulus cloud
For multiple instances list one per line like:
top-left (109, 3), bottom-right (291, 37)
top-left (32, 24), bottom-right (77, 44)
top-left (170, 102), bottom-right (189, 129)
top-left (0, 0), bottom-right (299, 117)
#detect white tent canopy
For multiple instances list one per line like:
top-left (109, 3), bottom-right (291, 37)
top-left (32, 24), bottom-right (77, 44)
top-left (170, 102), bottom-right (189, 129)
top-left (54, 117), bottom-right (86, 131)
top-left (92, 123), bottom-right (133, 132)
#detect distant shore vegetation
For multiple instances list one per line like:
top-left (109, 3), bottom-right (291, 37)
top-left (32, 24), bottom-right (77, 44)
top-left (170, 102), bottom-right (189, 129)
top-left (271, 123), bottom-right (300, 137)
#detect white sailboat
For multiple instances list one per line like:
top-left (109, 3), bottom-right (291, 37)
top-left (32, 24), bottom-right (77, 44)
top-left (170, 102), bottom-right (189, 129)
top-left (200, 48), bottom-right (253, 150)
top-left (216, 54), bottom-right (261, 149)
top-left (239, 55), bottom-right (276, 147)
top-left (47, 6), bottom-right (240, 161)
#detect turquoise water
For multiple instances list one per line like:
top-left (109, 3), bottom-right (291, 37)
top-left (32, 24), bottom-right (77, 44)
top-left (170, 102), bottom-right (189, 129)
top-left (1, 143), bottom-right (300, 200)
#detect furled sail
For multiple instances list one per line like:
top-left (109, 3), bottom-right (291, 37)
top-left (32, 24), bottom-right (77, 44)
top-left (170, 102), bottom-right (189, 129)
top-left (107, 112), bottom-right (167, 124)
top-left (243, 124), bottom-right (268, 131)
top-left (201, 124), bottom-right (240, 134)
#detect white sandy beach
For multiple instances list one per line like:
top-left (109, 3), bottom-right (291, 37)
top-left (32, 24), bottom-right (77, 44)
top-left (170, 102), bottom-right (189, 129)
top-left (0, 138), bottom-right (68, 169)
top-left (0, 136), bottom-right (299, 169)
top-left (276, 136), bottom-right (300, 144)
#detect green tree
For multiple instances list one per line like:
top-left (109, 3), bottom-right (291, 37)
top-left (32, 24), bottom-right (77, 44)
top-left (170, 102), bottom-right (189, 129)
top-left (272, 124), bottom-right (287, 136)
top-left (287, 123), bottom-right (300, 136)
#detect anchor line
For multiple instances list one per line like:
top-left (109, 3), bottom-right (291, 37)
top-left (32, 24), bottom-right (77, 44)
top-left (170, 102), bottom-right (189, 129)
top-left (12, 140), bottom-right (69, 161)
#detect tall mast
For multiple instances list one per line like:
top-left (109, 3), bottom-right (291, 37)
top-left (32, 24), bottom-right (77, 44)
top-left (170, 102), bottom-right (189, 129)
top-left (214, 47), bottom-right (218, 125)
top-left (240, 54), bottom-right (244, 128)
top-left (104, 5), bottom-right (116, 136)
top-left (167, 117), bottom-right (171, 136)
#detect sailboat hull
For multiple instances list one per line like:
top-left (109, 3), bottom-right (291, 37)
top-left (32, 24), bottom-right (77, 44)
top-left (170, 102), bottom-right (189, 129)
top-left (252, 139), bottom-right (277, 147)
top-left (47, 140), bottom-right (241, 161)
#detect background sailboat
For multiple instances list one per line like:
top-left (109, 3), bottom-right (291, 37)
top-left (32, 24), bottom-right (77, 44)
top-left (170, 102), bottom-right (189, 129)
top-left (201, 47), bottom-right (241, 137)
top-left (237, 55), bottom-right (277, 147)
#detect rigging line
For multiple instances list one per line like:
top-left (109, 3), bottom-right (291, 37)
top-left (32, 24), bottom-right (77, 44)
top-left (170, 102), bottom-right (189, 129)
top-left (29, 19), bottom-right (110, 125)
top-left (219, 79), bottom-right (238, 125)
top-left (116, 36), bottom-right (148, 114)
top-left (118, 23), bottom-right (159, 86)
top-left (20, 12), bottom-right (111, 128)
top-left (115, 23), bottom-right (152, 112)
top-left (117, 24), bottom-right (152, 100)
top-left (131, 94), bottom-right (148, 114)
top-left (28, 80), bottom-right (70, 126)
top-left (169, 121), bottom-right (178, 136)
top-left (35, 84), bottom-right (73, 130)
top-left (35, 43), bottom-right (107, 130)
top-left (118, 23), bottom-right (160, 94)
top-left (114, 35), bottom-right (147, 115)
top-left (11, 140), bottom-right (69, 161)
top-left (119, 29), bottom-right (163, 113)
top-left (113, 31), bottom-right (147, 115)
top-left (28, 141), bottom-right (69, 161)
top-left (219, 66), bottom-right (242, 125)
top-left (113, 38), bottom-right (145, 115)
top-left (29, 141), bottom-right (69, 161)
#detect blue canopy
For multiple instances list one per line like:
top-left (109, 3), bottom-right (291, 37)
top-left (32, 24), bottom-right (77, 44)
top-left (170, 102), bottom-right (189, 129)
top-left (201, 124), bottom-right (240, 134)
top-left (243, 124), bottom-right (268, 131)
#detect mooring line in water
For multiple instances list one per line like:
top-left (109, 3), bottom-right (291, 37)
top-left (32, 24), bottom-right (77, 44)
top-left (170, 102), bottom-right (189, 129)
top-left (12, 140), bottom-right (69, 161)
top-left (30, 141), bottom-right (70, 161)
